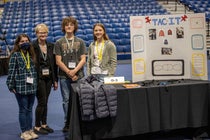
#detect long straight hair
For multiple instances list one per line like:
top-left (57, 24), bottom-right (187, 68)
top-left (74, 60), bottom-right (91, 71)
top-left (11, 34), bottom-right (36, 64)
top-left (93, 23), bottom-right (109, 41)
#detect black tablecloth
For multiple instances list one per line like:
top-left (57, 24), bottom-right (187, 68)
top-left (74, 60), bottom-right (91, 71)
top-left (0, 58), bottom-right (8, 76)
top-left (68, 80), bottom-right (210, 140)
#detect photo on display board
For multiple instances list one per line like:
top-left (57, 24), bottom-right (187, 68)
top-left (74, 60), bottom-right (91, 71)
top-left (176, 27), bottom-right (184, 38)
top-left (161, 47), bottom-right (172, 55)
top-left (149, 29), bottom-right (156, 40)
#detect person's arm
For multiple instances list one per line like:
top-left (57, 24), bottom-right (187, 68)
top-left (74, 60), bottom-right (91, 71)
top-left (108, 42), bottom-right (117, 76)
top-left (86, 45), bottom-right (92, 76)
top-left (50, 43), bottom-right (58, 89)
top-left (68, 54), bottom-right (86, 77)
top-left (55, 55), bottom-right (73, 78)
top-left (54, 40), bottom-right (74, 78)
top-left (53, 54), bottom-right (58, 90)
top-left (68, 39), bottom-right (87, 77)
top-left (53, 81), bottom-right (58, 90)
top-left (6, 53), bottom-right (17, 93)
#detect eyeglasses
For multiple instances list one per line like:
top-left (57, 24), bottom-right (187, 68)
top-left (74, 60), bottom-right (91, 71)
top-left (38, 32), bottom-right (47, 35)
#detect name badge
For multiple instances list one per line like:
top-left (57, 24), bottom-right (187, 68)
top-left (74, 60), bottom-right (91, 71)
top-left (42, 68), bottom-right (50, 76)
top-left (68, 62), bottom-right (76, 68)
top-left (26, 77), bottom-right (34, 84)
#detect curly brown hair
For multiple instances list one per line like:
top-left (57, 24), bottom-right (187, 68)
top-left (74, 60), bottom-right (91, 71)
top-left (61, 16), bottom-right (78, 34)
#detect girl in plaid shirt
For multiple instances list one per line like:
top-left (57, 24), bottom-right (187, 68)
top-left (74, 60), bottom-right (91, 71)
top-left (6, 34), bottom-right (38, 140)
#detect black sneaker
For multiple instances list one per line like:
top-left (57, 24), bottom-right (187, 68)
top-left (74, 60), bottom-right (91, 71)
top-left (34, 127), bottom-right (48, 135)
top-left (62, 125), bottom-right (69, 133)
top-left (42, 126), bottom-right (54, 133)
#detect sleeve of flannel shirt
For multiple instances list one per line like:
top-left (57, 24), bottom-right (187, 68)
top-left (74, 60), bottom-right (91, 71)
top-left (6, 53), bottom-right (17, 91)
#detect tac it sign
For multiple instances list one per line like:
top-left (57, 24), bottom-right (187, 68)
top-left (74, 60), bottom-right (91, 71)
top-left (145, 15), bottom-right (188, 26)
top-left (130, 13), bottom-right (207, 82)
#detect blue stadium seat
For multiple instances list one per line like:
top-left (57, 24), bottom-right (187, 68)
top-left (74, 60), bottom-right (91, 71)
top-left (6, 28), bottom-right (16, 34)
top-left (116, 45), bottom-right (124, 52)
top-left (43, 16), bottom-right (51, 22)
top-left (110, 18), bottom-right (119, 23)
top-left (111, 39), bottom-right (121, 45)
top-left (77, 34), bottom-right (87, 41)
top-left (51, 16), bottom-right (62, 22)
top-left (24, 27), bottom-right (34, 33)
top-left (53, 25), bottom-right (61, 31)
top-left (16, 22), bottom-right (24, 28)
top-left (25, 22), bottom-right (34, 28)
top-left (47, 36), bottom-right (55, 43)
top-left (6, 38), bottom-right (14, 46)
top-left (0, 44), bottom-right (7, 56)
top-left (124, 27), bottom-right (130, 33)
top-left (106, 28), bottom-right (113, 34)
top-left (84, 29), bottom-right (92, 34)
top-left (86, 34), bottom-right (93, 41)
top-left (54, 35), bottom-right (63, 41)
top-left (76, 29), bottom-right (85, 35)
top-left (104, 23), bottom-right (112, 28)
top-left (52, 20), bottom-right (61, 26)
top-left (80, 19), bottom-right (90, 25)
top-left (86, 40), bottom-right (92, 47)
top-left (26, 32), bottom-right (35, 39)
top-left (43, 21), bottom-right (52, 28)
top-left (123, 45), bottom-right (131, 53)
top-left (78, 15), bottom-right (89, 20)
top-left (113, 27), bottom-right (125, 33)
top-left (120, 38), bottom-right (130, 45)
top-left (82, 23), bottom-right (92, 29)
top-left (0, 0), bottom-right (172, 60)
top-left (112, 23), bottom-right (123, 28)
top-left (53, 30), bottom-right (63, 36)
top-left (90, 18), bottom-right (100, 24)
top-left (89, 15), bottom-right (98, 20)
top-left (115, 33), bottom-right (127, 39)
top-left (108, 33), bottom-right (117, 39)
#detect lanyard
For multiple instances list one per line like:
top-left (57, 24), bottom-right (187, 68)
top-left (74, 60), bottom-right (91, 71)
top-left (65, 36), bottom-right (74, 53)
top-left (95, 40), bottom-right (104, 61)
top-left (40, 45), bottom-right (47, 61)
top-left (41, 51), bottom-right (47, 61)
top-left (21, 50), bottom-right (30, 70)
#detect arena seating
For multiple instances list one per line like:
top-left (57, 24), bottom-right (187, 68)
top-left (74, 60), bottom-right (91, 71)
top-left (0, 0), bottom-right (169, 59)
top-left (179, 0), bottom-right (210, 21)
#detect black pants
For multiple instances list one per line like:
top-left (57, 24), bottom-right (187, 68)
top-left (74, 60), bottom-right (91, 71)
top-left (35, 78), bottom-right (53, 127)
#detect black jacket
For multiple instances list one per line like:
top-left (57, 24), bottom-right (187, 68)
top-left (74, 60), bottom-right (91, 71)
top-left (32, 39), bottom-right (58, 83)
top-left (77, 75), bottom-right (117, 121)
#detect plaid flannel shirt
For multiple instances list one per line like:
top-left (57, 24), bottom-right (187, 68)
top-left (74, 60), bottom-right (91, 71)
top-left (6, 52), bottom-right (37, 95)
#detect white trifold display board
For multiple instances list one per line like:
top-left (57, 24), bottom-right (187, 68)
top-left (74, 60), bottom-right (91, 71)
top-left (130, 13), bottom-right (207, 83)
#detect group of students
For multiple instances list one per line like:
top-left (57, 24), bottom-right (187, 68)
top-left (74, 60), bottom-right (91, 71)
top-left (6, 16), bottom-right (117, 140)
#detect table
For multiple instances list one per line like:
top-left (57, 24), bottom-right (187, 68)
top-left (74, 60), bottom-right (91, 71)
top-left (68, 80), bottom-right (210, 140)
top-left (0, 58), bottom-right (8, 76)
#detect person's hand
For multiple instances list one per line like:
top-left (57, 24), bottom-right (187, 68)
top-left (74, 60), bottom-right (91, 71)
top-left (53, 81), bottom-right (58, 90)
top-left (71, 75), bottom-right (78, 81)
top-left (68, 69), bottom-right (76, 77)
top-left (66, 70), bottom-right (74, 78)
top-left (10, 89), bottom-right (16, 94)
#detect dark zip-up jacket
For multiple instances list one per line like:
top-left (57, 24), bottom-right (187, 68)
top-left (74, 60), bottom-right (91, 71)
top-left (32, 39), bottom-right (58, 83)
top-left (77, 75), bottom-right (117, 121)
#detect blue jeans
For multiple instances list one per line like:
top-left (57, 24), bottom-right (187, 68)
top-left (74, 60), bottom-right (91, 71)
top-left (15, 93), bottom-right (35, 132)
top-left (60, 78), bottom-right (74, 123)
